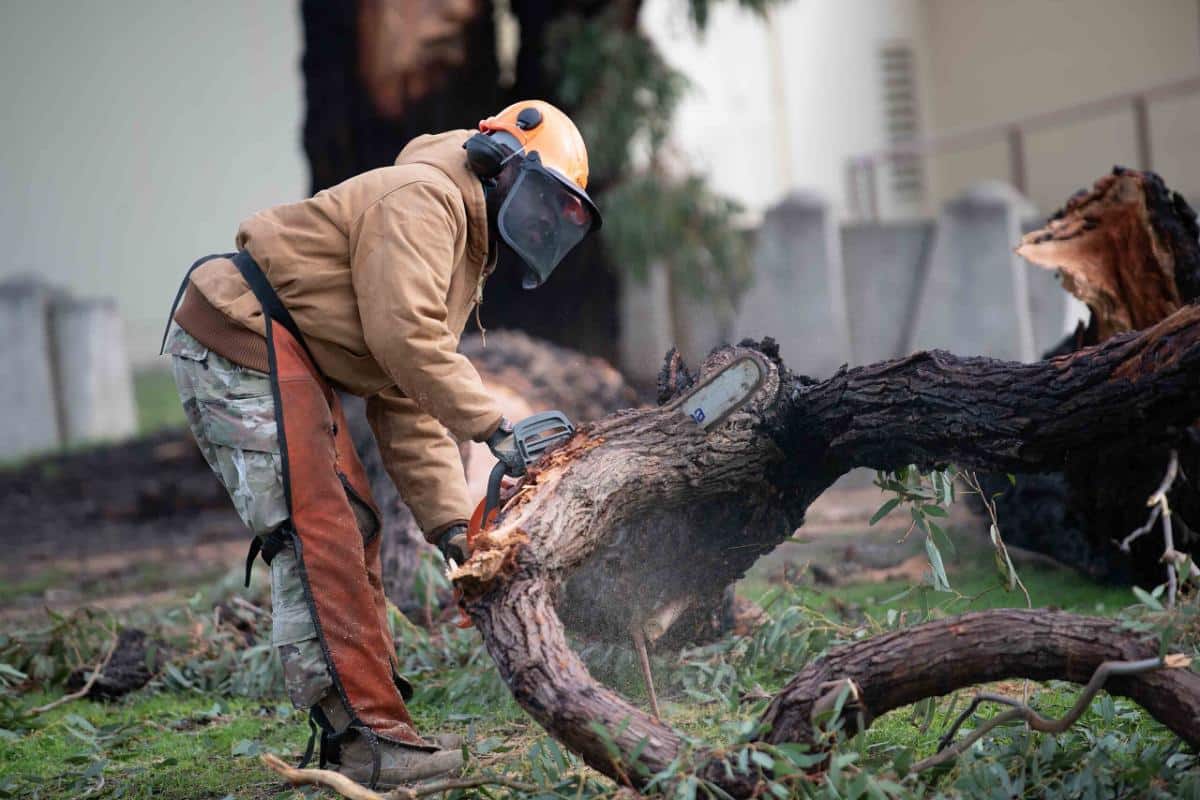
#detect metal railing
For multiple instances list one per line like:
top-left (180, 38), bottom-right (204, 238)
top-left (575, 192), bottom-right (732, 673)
top-left (846, 73), bottom-right (1200, 220)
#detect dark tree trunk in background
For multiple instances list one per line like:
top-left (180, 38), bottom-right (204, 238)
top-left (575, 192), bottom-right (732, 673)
top-left (984, 169), bottom-right (1200, 586)
top-left (300, 0), bottom-right (621, 360)
top-left (300, 0), bottom-right (501, 195)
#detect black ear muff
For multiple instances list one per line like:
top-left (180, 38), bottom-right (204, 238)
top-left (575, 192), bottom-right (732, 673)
top-left (516, 107), bottom-right (542, 130)
top-left (464, 133), bottom-right (509, 180)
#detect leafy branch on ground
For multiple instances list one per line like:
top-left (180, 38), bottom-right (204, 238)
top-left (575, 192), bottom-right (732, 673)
top-left (2, 523), bottom-right (1198, 797)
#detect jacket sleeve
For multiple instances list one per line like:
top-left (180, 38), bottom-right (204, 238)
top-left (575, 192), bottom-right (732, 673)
top-left (350, 180), bottom-right (503, 443)
top-left (366, 385), bottom-right (473, 539)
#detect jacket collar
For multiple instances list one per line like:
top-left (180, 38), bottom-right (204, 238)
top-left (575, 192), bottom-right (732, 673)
top-left (394, 130), bottom-right (489, 266)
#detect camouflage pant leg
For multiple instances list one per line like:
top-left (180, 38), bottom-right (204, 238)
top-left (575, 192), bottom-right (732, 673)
top-left (167, 325), bottom-right (333, 709)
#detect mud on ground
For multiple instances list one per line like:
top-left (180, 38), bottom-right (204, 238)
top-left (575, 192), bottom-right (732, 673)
top-left (0, 430), bottom-right (245, 619)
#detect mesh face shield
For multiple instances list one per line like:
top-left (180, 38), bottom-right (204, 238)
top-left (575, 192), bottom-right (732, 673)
top-left (496, 153), bottom-right (599, 289)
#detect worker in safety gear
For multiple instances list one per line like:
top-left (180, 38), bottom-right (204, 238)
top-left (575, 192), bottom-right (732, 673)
top-left (161, 100), bottom-right (599, 789)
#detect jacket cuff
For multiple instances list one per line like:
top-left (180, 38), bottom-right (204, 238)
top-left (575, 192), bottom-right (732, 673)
top-left (426, 519), bottom-right (469, 545)
top-left (471, 413), bottom-right (506, 443)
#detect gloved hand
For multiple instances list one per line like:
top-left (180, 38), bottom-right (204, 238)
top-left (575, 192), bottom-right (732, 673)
top-left (486, 418), bottom-right (526, 476)
top-left (436, 523), bottom-right (469, 565)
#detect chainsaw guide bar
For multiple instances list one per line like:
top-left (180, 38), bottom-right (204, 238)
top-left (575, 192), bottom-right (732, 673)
top-left (667, 352), bottom-right (768, 430)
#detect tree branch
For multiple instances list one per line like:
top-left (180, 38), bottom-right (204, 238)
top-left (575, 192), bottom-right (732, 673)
top-left (913, 654), bottom-right (1189, 772)
top-left (790, 304), bottom-right (1200, 476)
top-left (755, 611), bottom-right (1199, 753)
top-left (24, 632), bottom-right (118, 717)
top-left (261, 753), bottom-right (541, 800)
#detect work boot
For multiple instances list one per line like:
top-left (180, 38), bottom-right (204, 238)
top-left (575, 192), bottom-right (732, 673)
top-left (337, 735), bottom-right (464, 787)
top-left (316, 694), bottom-right (464, 788)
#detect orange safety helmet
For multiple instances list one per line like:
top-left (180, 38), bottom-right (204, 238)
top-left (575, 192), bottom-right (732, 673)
top-left (478, 100), bottom-right (592, 191)
top-left (468, 100), bottom-right (602, 288)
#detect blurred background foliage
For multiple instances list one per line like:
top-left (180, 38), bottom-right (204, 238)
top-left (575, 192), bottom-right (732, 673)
top-left (547, 8), bottom-right (753, 302)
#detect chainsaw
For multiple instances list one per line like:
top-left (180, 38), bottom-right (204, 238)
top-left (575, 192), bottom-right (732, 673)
top-left (454, 353), bottom-right (768, 637)
top-left (464, 351), bottom-right (769, 544)
top-left (467, 410), bottom-right (578, 542)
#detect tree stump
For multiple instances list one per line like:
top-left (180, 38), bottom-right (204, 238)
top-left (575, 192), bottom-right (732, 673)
top-left (988, 168), bottom-right (1200, 585)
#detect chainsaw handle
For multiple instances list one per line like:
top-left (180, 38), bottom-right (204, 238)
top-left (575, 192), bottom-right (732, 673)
top-left (484, 460), bottom-right (506, 520)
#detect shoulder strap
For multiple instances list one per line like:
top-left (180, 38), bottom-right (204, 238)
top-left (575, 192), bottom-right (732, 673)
top-left (159, 252), bottom-right (234, 355)
top-left (230, 250), bottom-right (320, 368)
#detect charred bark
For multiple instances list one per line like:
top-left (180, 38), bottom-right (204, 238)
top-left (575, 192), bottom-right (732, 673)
top-left (986, 168), bottom-right (1200, 585)
top-left (300, 0), bottom-right (500, 195)
top-left (455, 309), bottom-right (1200, 794)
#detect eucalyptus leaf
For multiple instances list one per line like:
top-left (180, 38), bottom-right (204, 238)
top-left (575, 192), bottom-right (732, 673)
top-left (925, 537), bottom-right (951, 592)
top-left (869, 497), bottom-right (901, 526)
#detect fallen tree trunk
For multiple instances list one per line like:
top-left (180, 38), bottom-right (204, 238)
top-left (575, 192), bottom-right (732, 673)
top-left (455, 306), bottom-right (1200, 794)
top-left (343, 330), bottom-right (639, 618)
top-left (987, 168), bottom-right (1200, 585)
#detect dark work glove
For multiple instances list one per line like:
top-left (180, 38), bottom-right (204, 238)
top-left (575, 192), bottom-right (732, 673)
top-left (437, 524), bottom-right (469, 565)
top-left (486, 418), bottom-right (525, 476)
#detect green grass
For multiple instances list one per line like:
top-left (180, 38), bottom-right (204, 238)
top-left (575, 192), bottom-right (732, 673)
top-left (828, 559), bottom-right (1135, 618)
top-left (0, 693), bottom-right (306, 799)
top-left (133, 367), bottom-right (185, 435)
top-left (0, 571), bottom-right (65, 605)
top-left (1, 545), bottom-right (1196, 799)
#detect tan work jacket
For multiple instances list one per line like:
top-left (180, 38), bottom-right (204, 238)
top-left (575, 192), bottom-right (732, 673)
top-left (182, 130), bottom-right (503, 535)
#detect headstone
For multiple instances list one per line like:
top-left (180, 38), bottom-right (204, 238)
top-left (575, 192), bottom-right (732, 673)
top-left (908, 182), bottom-right (1061, 361)
top-left (733, 192), bottom-right (851, 378)
top-left (842, 220), bottom-right (936, 364)
top-left (51, 297), bottom-right (138, 446)
top-left (618, 263), bottom-right (674, 385)
top-left (0, 280), bottom-right (62, 459)
top-left (672, 283), bottom-right (731, 367)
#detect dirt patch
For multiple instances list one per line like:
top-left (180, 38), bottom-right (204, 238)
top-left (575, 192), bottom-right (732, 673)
top-left (0, 430), bottom-right (245, 619)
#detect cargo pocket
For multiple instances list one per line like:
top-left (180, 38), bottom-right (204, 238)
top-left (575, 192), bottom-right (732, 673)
top-left (271, 547), bottom-right (333, 709)
top-left (199, 392), bottom-right (287, 534)
top-left (165, 326), bottom-right (210, 362)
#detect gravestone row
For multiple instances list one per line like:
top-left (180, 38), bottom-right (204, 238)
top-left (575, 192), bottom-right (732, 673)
top-left (0, 278), bottom-right (137, 460)
top-left (618, 182), bottom-right (1069, 384)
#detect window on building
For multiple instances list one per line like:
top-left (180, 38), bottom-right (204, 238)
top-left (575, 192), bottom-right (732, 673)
top-left (878, 42), bottom-right (926, 207)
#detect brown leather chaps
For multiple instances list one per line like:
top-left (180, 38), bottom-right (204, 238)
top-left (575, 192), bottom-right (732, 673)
top-left (162, 251), bottom-right (432, 758)
top-left (265, 318), bottom-right (429, 748)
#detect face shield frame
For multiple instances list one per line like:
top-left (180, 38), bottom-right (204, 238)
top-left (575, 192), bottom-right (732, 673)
top-left (495, 152), bottom-right (602, 289)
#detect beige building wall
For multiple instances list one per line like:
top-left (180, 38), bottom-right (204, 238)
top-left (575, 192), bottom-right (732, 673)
top-left (0, 1), bottom-right (306, 366)
top-left (921, 0), bottom-right (1200, 212)
top-left (642, 0), bottom-right (935, 217)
